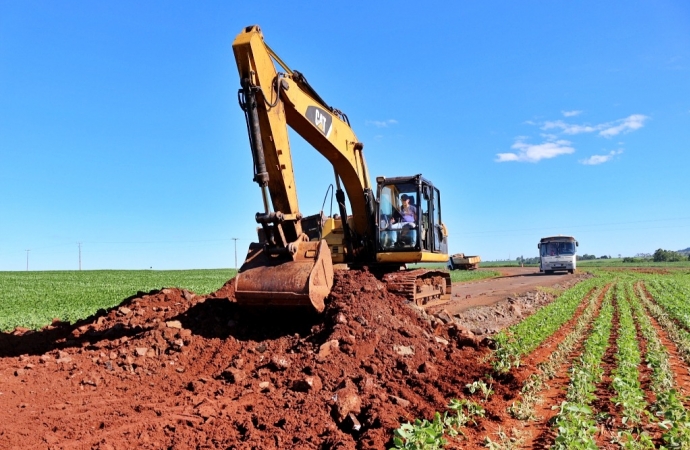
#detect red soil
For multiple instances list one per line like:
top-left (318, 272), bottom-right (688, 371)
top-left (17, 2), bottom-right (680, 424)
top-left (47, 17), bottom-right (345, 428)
top-left (0, 269), bottom-right (512, 450)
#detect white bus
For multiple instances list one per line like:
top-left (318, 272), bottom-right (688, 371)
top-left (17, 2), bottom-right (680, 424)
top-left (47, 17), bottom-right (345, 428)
top-left (538, 235), bottom-right (578, 274)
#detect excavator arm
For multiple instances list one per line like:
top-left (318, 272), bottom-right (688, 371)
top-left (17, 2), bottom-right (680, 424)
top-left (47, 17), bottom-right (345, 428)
top-left (232, 25), bottom-right (377, 312)
top-left (233, 25), bottom-right (373, 243)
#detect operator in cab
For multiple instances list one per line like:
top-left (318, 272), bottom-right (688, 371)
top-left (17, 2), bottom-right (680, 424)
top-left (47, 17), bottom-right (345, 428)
top-left (390, 194), bottom-right (417, 245)
top-left (391, 194), bottom-right (416, 224)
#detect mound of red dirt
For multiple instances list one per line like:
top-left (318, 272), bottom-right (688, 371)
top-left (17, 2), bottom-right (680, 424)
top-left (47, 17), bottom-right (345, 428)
top-left (0, 269), bottom-right (517, 449)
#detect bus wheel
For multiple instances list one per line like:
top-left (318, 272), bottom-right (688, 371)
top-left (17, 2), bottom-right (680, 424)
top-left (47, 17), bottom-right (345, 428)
top-left (568, 269), bottom-right (574, 274)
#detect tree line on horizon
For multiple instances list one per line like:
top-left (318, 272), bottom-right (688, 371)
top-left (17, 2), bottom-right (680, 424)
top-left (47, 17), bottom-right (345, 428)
top-left (514, 247), bottom-right (690, 264)
top-left (623, 248), bottom-right (690, 263)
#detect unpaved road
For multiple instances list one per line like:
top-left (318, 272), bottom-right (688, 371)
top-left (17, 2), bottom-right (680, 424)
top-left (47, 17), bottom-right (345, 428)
top-left (447, 266), bottom-right (578, 314)
top-left (419, 267), bottom-right (589, 337)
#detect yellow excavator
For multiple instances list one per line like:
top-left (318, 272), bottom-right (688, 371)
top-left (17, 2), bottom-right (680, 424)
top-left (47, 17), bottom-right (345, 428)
top-left (232, 25), bottom-right (451, 312)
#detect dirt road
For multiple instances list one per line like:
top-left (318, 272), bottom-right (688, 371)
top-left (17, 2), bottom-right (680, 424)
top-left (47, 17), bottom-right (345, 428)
top-left (416, 267), bottom-right (590, 337)
top-left (447, 267), bottom-right (578, 314)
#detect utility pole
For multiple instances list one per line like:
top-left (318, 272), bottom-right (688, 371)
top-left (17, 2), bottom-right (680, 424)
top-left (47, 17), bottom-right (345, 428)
top-left (26, 249), bottom-right (30, 271)
top-left (78, 242), bottom-right (82, 271)
top-left (232, 238), bottom-right (239, 270)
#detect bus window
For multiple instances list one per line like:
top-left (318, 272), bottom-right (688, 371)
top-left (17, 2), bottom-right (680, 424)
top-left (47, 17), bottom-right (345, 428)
top-left (559, 242), bottom-right (576, 255)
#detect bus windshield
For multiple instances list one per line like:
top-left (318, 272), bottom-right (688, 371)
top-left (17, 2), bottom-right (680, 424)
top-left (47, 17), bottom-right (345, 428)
top-left (541, 241), bottom-right (576, 256)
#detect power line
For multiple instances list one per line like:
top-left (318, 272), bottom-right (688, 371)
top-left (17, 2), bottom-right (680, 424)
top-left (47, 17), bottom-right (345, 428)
top-left (0, 238), bottom-right (254, 258)
top-left (81, 238), bottom-right (245, 245)
top-left (459, 216), bottom-right (690, 236)
top-left (457, 223), bottom-right (690, 239)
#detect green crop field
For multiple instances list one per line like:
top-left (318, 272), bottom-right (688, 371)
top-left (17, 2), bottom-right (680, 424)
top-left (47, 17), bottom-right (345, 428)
top-left (0, 266), bottom-right (499, 333)
top-left (480, 258), bottom-right (690, 269)
top-left (576, 258), bottom-right (690, 268)
top-left (479, 260), bottom-right (538, 268)
top-left (0, 269), bottom-right (236, 332)
top-left (408, 262), bottom-right (501, 283)
top-left (449, 269), bottom-right (501, 283)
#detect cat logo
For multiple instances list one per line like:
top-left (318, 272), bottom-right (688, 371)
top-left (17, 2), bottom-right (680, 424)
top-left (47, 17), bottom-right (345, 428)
top-left (306, 106), bottom-right (332, 138)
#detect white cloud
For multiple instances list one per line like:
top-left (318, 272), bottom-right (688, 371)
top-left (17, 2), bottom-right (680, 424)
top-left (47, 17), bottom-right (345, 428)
top-left (365, 119), bottom-right (398, 128)
top-left (502, 112), bottom-right (646, 164)
top-left (580, 149), bottom-right (624, 165)
top-left (495, 153), bottom-right (519, 162)
top-left (496, 138), bottom-right (575, 163)
top-left (541, 114), bottom-right (649, 137)
top-left (599, 114), bottom-right (648, 138)
top-left (540, 133), bottom-right (559, 140)
top-left (542, 120), bottom-right (598, 135)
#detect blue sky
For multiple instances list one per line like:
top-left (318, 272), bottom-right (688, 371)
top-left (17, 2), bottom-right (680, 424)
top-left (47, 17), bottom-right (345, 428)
top-left (1, 1), bottom-right (689, 270)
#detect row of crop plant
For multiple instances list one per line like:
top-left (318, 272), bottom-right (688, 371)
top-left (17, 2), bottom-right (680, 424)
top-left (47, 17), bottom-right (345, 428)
top-left (550, 284), bottom-right (615, 449)
top-left (636, 281), bottom-right (690, 371)
top-left (491, 275), bottom-right (610, 373)
top-left (645, 275), bottom-right (690, 331)
top-left (609, 281), bottom-right (653, 447)
top-left (508, 284), bottom-right (607, 421)
top-left (628, 280), bottom-right (690, 448)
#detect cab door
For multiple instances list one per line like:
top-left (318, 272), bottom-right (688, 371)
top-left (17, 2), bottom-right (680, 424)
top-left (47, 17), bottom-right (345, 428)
top-left (420, 183), bottom-right (447, 254)
top-left (431, 186), bottom-right (447, 254)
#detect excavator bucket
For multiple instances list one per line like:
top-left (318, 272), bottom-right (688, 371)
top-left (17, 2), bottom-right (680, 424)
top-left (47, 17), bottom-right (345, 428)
top-left (234, 239), bottom-right (334, 313)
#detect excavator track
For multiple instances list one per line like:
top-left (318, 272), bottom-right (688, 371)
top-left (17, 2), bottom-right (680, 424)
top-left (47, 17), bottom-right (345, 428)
top-left (382, 269), bottom-right (452, 309)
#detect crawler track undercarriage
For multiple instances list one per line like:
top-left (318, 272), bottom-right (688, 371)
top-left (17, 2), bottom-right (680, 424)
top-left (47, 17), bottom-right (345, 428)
top-left (382, 269), bottom-right (452, 309)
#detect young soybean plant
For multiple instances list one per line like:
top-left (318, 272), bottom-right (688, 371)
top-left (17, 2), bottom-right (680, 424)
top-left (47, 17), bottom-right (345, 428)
top-left (390, 399), bottom-right (486, 449)
top-left (484, 427), bottom-right (526, 450)
top-left (446, 398), bottom-right (485, 429)
top-left (466, 379), bottom-right (494, 403)
top-left (390, 414), bottom-right (447, 450)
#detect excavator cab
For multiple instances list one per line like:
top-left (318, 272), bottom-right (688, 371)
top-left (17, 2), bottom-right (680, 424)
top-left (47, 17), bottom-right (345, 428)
top-left (375, 175), bottom-right (448, 257)
top-left (373, 175), bottom-right (451, 308)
